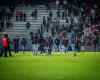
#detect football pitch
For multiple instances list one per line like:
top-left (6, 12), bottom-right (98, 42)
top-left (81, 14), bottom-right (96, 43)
top-left (0, 52), bottom-right (100, 80)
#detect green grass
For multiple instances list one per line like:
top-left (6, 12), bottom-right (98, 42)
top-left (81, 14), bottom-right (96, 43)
top-left (0, 51), bottom-right (100, 80)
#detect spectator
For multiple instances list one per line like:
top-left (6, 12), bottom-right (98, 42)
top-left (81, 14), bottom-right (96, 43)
top-left (46, 22), bottom-right (50, 32)
top-left (6, 21), bottom-right (13, 29)
top-left (32, 34), bottom-right (39, 55)
top-left (34, 9), bottom-right (37, 20)
top-left (43, 16), bottom-right (46, 28)
top-left (6, 21), bottom-right (9, 29)
top-left (0, 20), bottom-right (4, 32)
top-left (16, 10), bottom-right (20, 21)
top-left (31, 9), bottom-right (37, 20)
top-left (57, 9), bottom-right (60, 19)
top-left (51, 26), bottom-right (55, 37)
top-left (20, 11), bottom-right (23, 21)
top-left (56, 0), bottom-right (60, 10)
top-left (23, 12), bottom-right (26, 22)
top-left (26, 22), bottom-right (31, 29)
top-left (31, 11), bottom-right (34, 20)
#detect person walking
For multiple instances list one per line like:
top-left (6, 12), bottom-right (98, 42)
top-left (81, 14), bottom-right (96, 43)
top-left (32, 34), bottom-right (39, 55)
top-left (21, 38), bottom-right (27, 53)
top-left (55, 37), bottom-right (60, 52)
top-left (13, 36), bottom-right (19, 54)
top-left (2, 35), bottom-right (8, 57)
top-left (62, 38), bottom-right (69, 54)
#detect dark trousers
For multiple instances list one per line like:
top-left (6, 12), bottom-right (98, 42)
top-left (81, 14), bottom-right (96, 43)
top-left (0, 50), bottom-right (3, 57)
top-left (3, 46), bottom-right (8, 57)
top-left (14, 45), bottom-right (19, 53)
top-left (94, 47), bottom-right (96, 53)
top-left (7, 46), bottom-right (12, 56)
top-left (48, 47), bottom-right (52, 55)
top-left (56, 45), bottom-right (59, 52)
top-left (40, 45), bottom-right (45, 54)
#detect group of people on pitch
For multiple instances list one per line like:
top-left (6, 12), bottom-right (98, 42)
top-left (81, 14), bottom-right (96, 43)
top-left (0, 33), bottom-right (97, 57)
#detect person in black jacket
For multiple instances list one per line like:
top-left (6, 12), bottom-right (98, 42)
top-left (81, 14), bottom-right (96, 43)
top-left (34, 9), bottom-right (37, 20)
top-left (75, 40), bottom-right (81, 52)
top-left (23, 12), bottom-right (26, 22)
top-left (48, 37), bottom-right (53, 55)
top-left (39, 35), bottom-right (45, 55)
top-left (13, 36), bottom-right (19, 54)
top-left (43, 16), bottom-right (46, 28)
top-left (55, 37), bottom-right (60, 52)
top-left (26, 22), bottom-right (31, 29)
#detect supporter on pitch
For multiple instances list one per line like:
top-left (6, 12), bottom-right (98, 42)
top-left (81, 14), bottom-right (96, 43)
top-left (80, 41), bottom-right (85, 53)
top-left (55, 37), bottom-right (60, 52)
top-left (39, 35), bottom-right (45, 55)
top-left (2, 35), bottom-right (8, 57)
top-left (13, 36), bottom-right (19, 54)
top-left (44, 37), bottom-right (49, 55)
top-left (48, 37), bottom-right (53, 55)
top-left (4, 33), bottom-right (13, 57)
top-left (71, 39), bottom-right (76, 57)
top-left (75, 40), bottom-right (81, 53)
top-left (92, 38), bottom-right (96, 53)
top-left (32, 33), bottom-right (39, 55)
top-left (21, 38), bottom-right (27, 53)
top-left (62, 37), bottom-right (69, 54)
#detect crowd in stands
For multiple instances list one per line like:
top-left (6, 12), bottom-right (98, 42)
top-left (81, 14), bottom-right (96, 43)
top-left (0, 6), bottom-right (14, 32)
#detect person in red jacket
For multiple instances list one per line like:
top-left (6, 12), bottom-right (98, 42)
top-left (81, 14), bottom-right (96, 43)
top-left (2, 35), bottom-right (8, 57)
